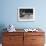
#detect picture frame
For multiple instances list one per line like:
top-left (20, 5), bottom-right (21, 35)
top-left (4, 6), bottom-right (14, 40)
top-left (17, 7), bottom-right (35, 21)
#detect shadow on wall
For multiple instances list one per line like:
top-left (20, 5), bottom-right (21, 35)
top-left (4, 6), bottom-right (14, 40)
top-left (0, 24), bottom-right (7, 43)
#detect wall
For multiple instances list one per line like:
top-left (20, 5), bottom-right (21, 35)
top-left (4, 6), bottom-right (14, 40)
top-left (0, 0), bottom-right (46, 30)
top-left (0, 0), bottom-right (46, 44)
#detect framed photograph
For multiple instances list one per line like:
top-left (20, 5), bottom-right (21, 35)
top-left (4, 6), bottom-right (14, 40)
top-left (17, 7), bottom-right (35, 21)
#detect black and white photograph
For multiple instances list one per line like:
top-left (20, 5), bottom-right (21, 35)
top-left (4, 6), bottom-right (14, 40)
top-left (18, 7), bottom-right (35, 21)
